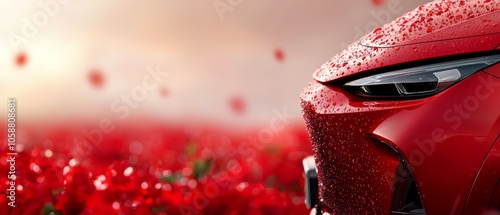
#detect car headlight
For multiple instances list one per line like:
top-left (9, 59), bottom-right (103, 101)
top-left (344, 55), bottom-right (500, 99)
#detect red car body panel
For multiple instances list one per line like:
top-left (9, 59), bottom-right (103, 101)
top-left (371, 66), bottom-right (500, 214)
top-left (464, 136), bottom-right (500, 214)
top-left (301, 0), bottom-right (500, 214)
top-left (360, 4), bottom-right (500, 48)
top-left (302, 67), bottom-right (500, 214)
top-left (313, 35), bottom-right (500, 83)
top-left (313, 0), bottom-right (500, 83)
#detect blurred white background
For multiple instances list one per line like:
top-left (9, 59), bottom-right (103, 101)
top-left (0, 0), bottom-right (431, 128)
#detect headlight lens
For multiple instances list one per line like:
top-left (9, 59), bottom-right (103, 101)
top-left (344, 55), bottom-right (500, 98)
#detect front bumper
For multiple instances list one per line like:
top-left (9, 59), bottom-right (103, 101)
top-left (300, 67), bottom-right (500, 214)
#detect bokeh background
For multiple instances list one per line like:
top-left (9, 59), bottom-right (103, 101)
top-left (0, 0), bottom-right (431, 126)
top-left (0, 0), bottom-right (432, 214)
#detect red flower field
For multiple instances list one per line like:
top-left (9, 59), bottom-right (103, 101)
top-left (0, 123), bottom-right (312, 215)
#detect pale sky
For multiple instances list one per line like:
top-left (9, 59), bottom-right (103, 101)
top-left (0, 0), bottom-right (430, 128)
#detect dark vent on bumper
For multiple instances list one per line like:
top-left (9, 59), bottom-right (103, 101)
top-left (390, 162), bottom-right (425, 215)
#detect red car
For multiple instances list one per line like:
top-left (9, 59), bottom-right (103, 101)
top-left (300, 0), bottom-right (500, 214)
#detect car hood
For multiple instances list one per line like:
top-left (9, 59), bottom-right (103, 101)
top-left (314, 0), bottom-right (500, 83)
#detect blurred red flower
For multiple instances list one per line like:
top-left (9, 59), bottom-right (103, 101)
top-left (0, 125), bottom-right (311, 215)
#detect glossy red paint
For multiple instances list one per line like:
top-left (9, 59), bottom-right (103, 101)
top-left (372, 67), bottom-right (500, 214)
top-left (464, 134), bottom-right (500, 214)
top-left (301, 0), bottom-right (500, 214)
top-left (360, 2), bottom-right (500, 48)
top-left (313, 0), bottom-right (500, 83)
